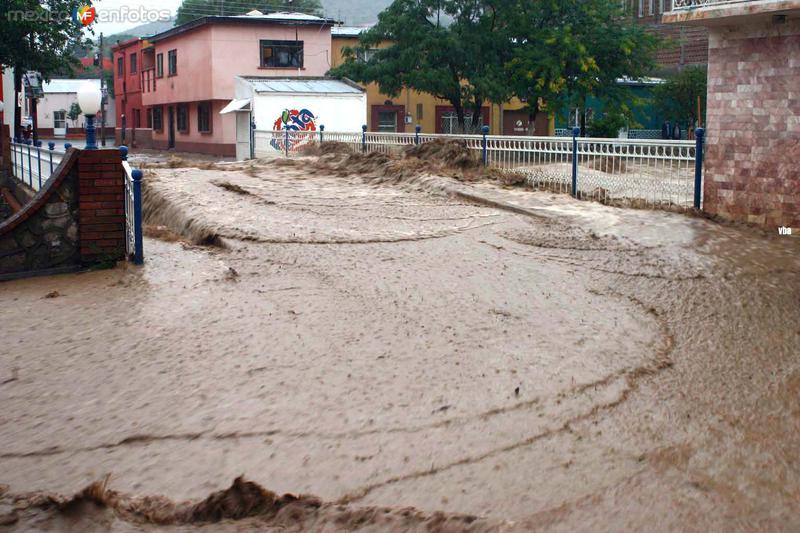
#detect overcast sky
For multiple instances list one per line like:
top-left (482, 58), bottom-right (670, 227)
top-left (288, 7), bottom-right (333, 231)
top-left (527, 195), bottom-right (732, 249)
top-left (89, 0), bottom-right (181, 35)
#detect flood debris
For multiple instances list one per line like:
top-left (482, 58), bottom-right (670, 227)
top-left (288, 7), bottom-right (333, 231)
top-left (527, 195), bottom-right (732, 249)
top-left (1, 477), bottom-right (502, 532)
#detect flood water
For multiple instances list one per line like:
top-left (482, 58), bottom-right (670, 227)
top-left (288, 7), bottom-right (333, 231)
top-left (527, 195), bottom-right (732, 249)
top-left (1, 157), bottom-right (798, 531)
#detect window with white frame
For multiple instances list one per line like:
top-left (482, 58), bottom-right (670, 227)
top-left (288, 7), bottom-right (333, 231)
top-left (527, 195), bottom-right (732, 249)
top-left (638, 0), bottom-right (643, 17)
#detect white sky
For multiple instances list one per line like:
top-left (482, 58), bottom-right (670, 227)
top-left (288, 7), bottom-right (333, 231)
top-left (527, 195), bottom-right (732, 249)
top-left (87, 0), bottom-right (182, 36)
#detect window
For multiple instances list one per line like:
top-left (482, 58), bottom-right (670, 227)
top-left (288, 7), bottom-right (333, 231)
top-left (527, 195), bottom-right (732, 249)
top-left (377, 111), bottom-right (398, 132)
top-left (156, 53), bottom-right (163, 78)
top-left (130, 53), bottom-right (137, 73)
top-left (117, 57), bottom-right (124, 77)
top-left (53, 111), bottom-right (66, 129)
top-left (356, 48), bottom-right (378, 63)
top-left (167, 49), bottom-right (177, 76)
top-left (177, 104), bottom-right (189, 132)
top-left (260, 40), bottom-right (304, 68)
top-left (133, 109), bottom-right (141, 128)
top-left (638, 0), bottom-right (643, 17)
top-left (152, 106), bottom-right (163, 131)
top-left (441, 111), bottom-right (483, 134)
top-left (197, 102), bottom-right (211, 133)
top-left (416, 103), bottom-right (423, 121)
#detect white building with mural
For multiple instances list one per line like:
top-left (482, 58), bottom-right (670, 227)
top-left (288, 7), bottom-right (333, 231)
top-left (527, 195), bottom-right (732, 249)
top-left (223, 76), bottom-right (367, 160)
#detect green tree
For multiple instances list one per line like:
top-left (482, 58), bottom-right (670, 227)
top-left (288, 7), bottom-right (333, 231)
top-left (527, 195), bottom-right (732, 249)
top-left (329, 0), bottom-right (511, 133)
top-left (0, 0), bottom-right (93, 137)
top-left (505, 0), bottom-right (658, 136)
top-left (67, 102), bottom-right (82, 127)
top-left (653, 66), bottom-right (707, 129)
top-left (175, 0), bottom-right (323, 25)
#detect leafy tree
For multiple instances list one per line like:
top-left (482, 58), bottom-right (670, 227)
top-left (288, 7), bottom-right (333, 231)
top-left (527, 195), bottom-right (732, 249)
top-left (0, 0), bottom-right (93, 137)
top-left (67, 102), bottom-right (82, 127)
top-left (504, 0), bottom-right (658, 136)
top-left (652, 65), bottom-right (707, 129)
top-left (175, 0), bottom-right (323, 25)
top-left (329, 0), bottom-right (511, 133)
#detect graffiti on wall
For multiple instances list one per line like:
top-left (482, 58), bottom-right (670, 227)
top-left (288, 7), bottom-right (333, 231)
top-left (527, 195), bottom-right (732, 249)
top-left (270, 109), bottom-right (317, 152)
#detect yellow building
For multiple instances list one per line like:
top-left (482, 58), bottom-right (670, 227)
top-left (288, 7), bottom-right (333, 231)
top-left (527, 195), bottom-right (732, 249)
top-left (330, 27), bottom-right (553, 136)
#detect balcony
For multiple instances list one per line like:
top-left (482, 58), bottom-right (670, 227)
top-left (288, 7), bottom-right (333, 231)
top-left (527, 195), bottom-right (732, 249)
top-left (141, 68), bottom-right (157, 94)
top-left (664, 0), bottom-right (800, 24)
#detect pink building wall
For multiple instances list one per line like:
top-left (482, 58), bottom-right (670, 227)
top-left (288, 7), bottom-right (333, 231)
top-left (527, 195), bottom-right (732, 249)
top-left (140, 20), bottom-right (333, 155)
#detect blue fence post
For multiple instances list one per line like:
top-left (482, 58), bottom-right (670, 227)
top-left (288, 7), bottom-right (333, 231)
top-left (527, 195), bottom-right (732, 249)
top-left (693, 127), bottom-right (705, 210)
top-left (481, 125), bottom-right (489, 166)
top-left (362, 124), bottom-right (367, 152)
top-left (131, 169), bottom-right (144, 265)
top-left (26, 140), bottom-right (33, 187)
top-left (119, 145), bottom-right (128, 161)
top-left (415, 124), bottom-right (421, 145)
top-left (284, 128), bottom-right (289, 157)
top-left (64, 143), bottom-right (72, 151)
top-left (48, 141), bottom-right (55, 174)
top-left (319, 124), bottom-right (324, 144)
top-left (571, 127), bottom-right (580, 198)
top-left (34, 141), bottom-right (42, 188)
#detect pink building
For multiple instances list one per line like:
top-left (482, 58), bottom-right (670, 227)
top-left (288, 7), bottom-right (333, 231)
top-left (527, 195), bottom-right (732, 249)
top-left (139, 12), bottom-right (337, 155)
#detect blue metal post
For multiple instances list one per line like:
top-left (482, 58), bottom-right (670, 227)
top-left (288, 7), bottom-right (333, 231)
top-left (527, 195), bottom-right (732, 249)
top-left (571, 127), bottom-right (580, 197)
top-left (85, 114), bottom-right (97, 149)
top-left (415, 124), bottom-right (421, 145)
top-left (693, 128), bottom-right (705, 210)
top-left (362, 124), bottom-right (367, 152)
top-left (319, 124), bottom-right (324, 144)
top-left (48, 141), bottom-right (55, 174)
top-left (26, 140), bottom-right (33, 187)
top-left (131, 169), bottom-right (144, 265)
top-left (34, 141), bottom-right (42, 188)
top-left (284, 128), bottom-right (289, 157)
top-left (64, 143), bottom-right (72, 151)
top-left (481, 125), bottom-right (489, 166)
top-left (119, 145), bottom-right (128, 161)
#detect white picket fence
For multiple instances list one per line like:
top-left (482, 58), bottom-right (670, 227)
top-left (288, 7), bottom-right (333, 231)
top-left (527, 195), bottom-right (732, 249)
top-left (253, 129), bottom-right (700, 208)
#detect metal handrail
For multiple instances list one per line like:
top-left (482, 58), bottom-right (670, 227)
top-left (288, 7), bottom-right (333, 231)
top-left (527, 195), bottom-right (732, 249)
top-left (9, 139), bottom-right (69, 191)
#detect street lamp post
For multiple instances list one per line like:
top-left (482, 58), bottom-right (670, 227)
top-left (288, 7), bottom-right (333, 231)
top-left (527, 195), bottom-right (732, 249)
top-left (77, 83), bottom-right (102, 150)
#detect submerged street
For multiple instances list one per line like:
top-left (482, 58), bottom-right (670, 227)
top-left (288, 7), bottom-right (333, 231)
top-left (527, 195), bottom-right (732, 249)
top-left (1, 155), bottom-right (799, 531)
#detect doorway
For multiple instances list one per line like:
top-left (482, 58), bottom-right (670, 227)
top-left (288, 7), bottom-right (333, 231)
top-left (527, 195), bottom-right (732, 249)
top-left (168, 106), bottom-right (175, 149)
top-left (370, 105), bottom-right (405, 132)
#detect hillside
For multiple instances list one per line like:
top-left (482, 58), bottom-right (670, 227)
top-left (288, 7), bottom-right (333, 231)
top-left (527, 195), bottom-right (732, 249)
top-left (106, 0), bottom-right (390, 42)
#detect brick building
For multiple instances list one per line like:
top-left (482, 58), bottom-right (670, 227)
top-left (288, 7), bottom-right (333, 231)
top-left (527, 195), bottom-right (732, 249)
top-left (111, 38), bottom-right (150, 148)
top-left (629, 0), bottom-right (709, 69)
top-left (664, 1), bottom-right (800, 229)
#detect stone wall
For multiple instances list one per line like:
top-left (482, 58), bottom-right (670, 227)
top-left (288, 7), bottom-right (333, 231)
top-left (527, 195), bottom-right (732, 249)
top-left (703, 18), bottom-right (800, 228)
top-left (0, 148), bottom-right (127, 280)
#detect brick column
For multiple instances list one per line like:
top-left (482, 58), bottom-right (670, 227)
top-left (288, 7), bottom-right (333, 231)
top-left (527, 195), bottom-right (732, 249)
top-left (76, 149), bottom-right (126, 264)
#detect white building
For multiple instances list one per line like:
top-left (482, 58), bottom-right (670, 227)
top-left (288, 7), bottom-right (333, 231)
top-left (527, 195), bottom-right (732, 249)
top-left (223, 77), bottom-right (367, 160)
top-left (38, 79), bottom-right (115, 137)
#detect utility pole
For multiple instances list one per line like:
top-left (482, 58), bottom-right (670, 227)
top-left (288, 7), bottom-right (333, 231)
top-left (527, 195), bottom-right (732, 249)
top-left (99, 32), bottom-right (106, 147)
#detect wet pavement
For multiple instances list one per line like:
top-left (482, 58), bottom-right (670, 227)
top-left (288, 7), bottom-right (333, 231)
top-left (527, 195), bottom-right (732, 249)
top-left (1, 158), bottom-right (798, 531)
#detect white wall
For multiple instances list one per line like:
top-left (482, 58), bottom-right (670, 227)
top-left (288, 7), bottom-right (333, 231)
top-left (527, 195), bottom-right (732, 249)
top-left (252, 92), bottom-right (367, 133)
top-left (2, 68), bottom-right (15, 129)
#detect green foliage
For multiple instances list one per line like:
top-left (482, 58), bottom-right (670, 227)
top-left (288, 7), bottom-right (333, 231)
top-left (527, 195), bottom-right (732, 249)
top-left (0, 0), bottom-right (92, 80)
top-left (653, 66), bottom-right (707, 125)
top-left (330, 0), bottom-right (511, 133)
top-left (175, 0), bottom-right (323, 24)
top-left (67, 102), bottom-right (82, 124)
top-left (587, 109), bottom-right (640, 138)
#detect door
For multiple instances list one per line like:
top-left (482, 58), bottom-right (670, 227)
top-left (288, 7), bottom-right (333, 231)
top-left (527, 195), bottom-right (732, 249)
top-left (370, 105), bottom-right (405, 132)
top-left (167, 106), bottom-right (175, 149)
top-left (235, 112), bottom-right (252, 161)
top-left (53, 111), bottom-right (67, 137)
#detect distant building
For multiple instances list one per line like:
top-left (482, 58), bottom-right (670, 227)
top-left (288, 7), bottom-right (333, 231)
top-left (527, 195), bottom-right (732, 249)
top-left (36, 79), bottom-right (115, 138)
top-left (111, 37), bottom-right (148, 148)
top-left (629, 0), bottom-right (709, 69)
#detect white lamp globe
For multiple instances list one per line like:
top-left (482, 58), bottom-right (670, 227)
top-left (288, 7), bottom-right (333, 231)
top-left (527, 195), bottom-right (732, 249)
top-left (77, 82), bottom-right (102, 115)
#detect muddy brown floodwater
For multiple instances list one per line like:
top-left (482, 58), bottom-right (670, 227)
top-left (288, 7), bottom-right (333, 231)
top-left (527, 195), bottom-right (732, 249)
top-left (1, 154), bottom-right (799, 531)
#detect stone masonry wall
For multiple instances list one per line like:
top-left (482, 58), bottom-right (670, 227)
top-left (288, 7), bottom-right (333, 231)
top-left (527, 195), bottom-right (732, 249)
top-left (703, 19), bottom-right (800, 228)
top-left (0, 148), bottom-right (127, 280)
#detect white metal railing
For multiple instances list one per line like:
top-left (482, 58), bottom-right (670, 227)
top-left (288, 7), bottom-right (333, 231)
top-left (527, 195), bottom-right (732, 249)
top-left (671, 0), bottom-right (752, 9)
top-left (10, 139), bottom-right (68, 191)
top-left (120, 147), bottom-right (144, 264)
top-left (253, 129), bottom-right (701, 208)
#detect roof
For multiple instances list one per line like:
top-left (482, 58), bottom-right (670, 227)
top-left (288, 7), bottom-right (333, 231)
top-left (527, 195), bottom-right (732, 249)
top-left (43, 79), bottom-right (101, 94)
top-left (149, 11), bottom-right (339, 42)
top-left (332, 25), bottom-right (370, 37)
top-left (241, 77), bottom-right (365, 94)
